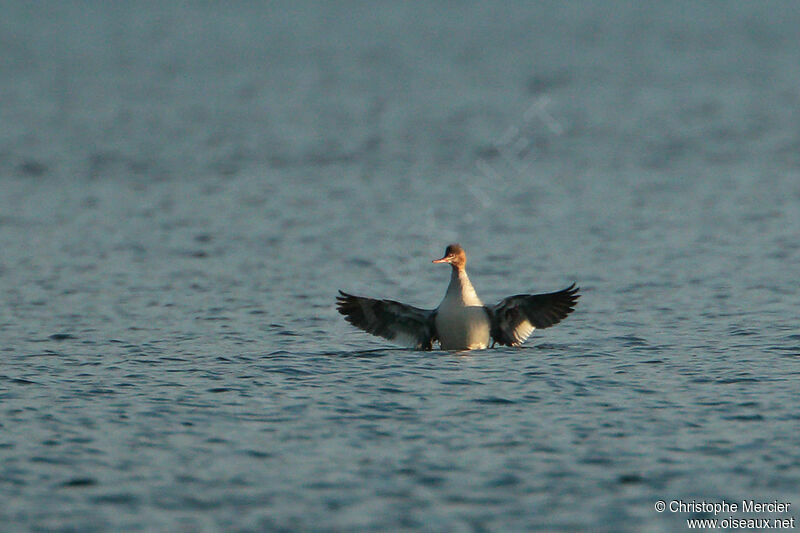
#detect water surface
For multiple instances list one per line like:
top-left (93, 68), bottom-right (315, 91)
top-left (1, 2), bottom-right (799, 531)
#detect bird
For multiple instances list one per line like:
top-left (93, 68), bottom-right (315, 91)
top-left (336, 244), bottom-right (579, 350)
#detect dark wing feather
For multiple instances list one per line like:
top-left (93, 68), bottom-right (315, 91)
top-left (336, 291), bottom-right (437, 350)
top-left (489, 283), bottom-right (580, 347)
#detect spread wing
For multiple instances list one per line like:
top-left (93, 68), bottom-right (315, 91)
top-left (336, 291), bottom-right (438, 350)
top-left (488, 283), bottom-right (579, 347)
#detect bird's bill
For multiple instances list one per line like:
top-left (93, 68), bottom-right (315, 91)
top-left (432, 254), bottom-right (453, 264)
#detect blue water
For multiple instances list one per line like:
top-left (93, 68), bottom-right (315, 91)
top-left (1, 2), bottom-right (799, 531)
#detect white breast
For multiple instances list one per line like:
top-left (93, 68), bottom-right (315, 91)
top-left (435, 269), bottom-right (491, 350)
top-left (436, 303), bottom-right (490, 350)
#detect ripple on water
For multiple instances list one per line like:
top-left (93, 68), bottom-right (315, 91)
top-left (60, 477), bottom-right (97, 488)
top-left (471, 397), bottom-right (516, 405)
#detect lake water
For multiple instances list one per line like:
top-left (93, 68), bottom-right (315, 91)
top-left (1, 2), bottom-right (799, 531)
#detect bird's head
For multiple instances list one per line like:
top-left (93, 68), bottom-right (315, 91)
top-left (432, 243), bottom-right (467, 269)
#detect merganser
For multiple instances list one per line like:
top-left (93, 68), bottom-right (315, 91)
top-left (337, 244), bottom-right (579, 350)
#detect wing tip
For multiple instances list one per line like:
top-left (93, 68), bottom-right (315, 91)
top-left (336, 290), bottom-right (357, 314)
top-left (337, 289), bottom-right (351, 300)
top-left (565, 282), bottom-right (580, 294)
top-left (563, 283), bottom-right (580, 305)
